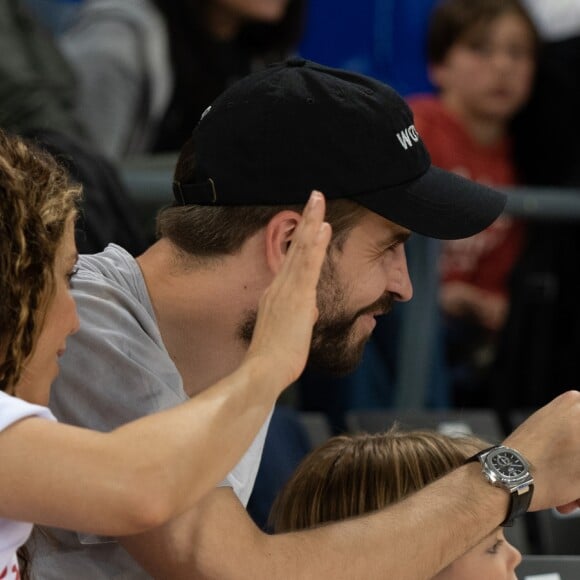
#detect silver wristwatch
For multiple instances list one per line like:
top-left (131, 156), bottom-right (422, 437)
top-left (466, 445), bottom-right (534, 527)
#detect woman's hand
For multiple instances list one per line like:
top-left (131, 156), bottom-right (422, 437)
top-left (244, 190), bottom-right (331, 391)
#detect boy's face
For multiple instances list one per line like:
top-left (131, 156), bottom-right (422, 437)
top-left (431, 11), bottom-right (535, 125)
top-left (434, 528), bottom-right (521, 580)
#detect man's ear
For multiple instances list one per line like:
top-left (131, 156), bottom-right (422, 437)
top-left (264, 210), bottom-right (302, 274)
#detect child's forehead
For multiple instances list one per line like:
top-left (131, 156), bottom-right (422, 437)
top-left (481, 527), bottom-right (503, 542)
top-left (459, 10), bottom-right (535, 43)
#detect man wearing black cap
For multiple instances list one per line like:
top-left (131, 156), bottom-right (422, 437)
top-left (29, 59), bottom-right (580, 579)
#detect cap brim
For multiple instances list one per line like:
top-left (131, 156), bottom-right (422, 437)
top-left (355, 166), bottom-right (507, 240)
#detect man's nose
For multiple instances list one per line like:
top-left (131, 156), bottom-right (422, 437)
top-left (390, 245), bottom-right (413, 302)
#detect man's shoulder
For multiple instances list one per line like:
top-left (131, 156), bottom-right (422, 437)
top-left (76, 244), bottom-right (145, 300)
top-left (72, 243), bottom-right (158, 340)
top-left (77, 243), bottom-right (135, 276)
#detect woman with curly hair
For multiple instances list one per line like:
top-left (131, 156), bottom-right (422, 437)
top-left (0, 129), bottom-right (330, 575)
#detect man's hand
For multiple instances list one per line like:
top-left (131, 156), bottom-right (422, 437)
top-left (504, 390), bottom-right (580, 513)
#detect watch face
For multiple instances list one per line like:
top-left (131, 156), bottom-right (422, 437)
top-left (487, 448), bottom-right (528, 480)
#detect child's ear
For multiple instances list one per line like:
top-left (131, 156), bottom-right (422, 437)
top-left (264, 210), bottom-right (301, 274)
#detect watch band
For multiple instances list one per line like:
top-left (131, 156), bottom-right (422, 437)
top-left (503, 482), bottom-right (534, 527)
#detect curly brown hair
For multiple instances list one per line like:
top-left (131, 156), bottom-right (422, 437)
top-left (0, 130), bottom-right (81, 393)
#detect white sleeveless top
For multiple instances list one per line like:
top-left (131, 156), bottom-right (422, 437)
top-left (0, 391), bottom-right (55, 576)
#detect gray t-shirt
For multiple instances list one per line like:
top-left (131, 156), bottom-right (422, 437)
top-left (28, 244), bottom-right (272, 579)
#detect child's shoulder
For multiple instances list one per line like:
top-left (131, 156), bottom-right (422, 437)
top-left (406, 94), bottom-right (460, 135)
top-left (406, 93), bottom-right (444, 114)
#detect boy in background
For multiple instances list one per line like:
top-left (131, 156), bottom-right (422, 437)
top-left (408, 0), bottom-right (538, 405)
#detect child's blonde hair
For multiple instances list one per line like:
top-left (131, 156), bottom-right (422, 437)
top-left (270, 426), bottom-right (487, 532)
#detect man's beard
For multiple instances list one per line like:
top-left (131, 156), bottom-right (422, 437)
top-left (307, 289), bottom-right (393, 376)
top-left (237, 256), bottom-right (394, 377)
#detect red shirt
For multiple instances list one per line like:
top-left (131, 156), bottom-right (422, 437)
top-left (408, 95), bottom-right (524, 298)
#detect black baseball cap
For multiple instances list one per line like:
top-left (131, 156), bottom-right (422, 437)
top-left (173, 58), bottom-right (506, 240)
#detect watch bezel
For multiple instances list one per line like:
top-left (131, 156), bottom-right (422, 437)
top-left (467, 444), bottom-right (534, 526)
top-left (481, 445), bottom-right (532, 489)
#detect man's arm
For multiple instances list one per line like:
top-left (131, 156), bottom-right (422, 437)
top-left (121, 390), bottom-right (580, 579)
top-left (122, 464), bottom-right (508, 580)
top-left (121, 466), bottom-right (507, 579)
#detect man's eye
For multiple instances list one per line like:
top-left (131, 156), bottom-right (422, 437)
top-left (382, 242), bottom-right (401, 254)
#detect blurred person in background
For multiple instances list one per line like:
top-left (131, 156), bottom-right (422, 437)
top-left (493, 0), bottom-right (580, 411)
top-left (151, 0), bottom-right (307, 152)
top-left (0, 0), bottom-right (148, 255)
top-left (407, 0), bottom-right (538, 406)
top-left (56, 0), bottom-right (307, 159)
top-left (55, 0), bottom-right (172, 159)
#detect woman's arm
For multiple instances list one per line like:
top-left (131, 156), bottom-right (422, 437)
top-left (0, 191), bottom-right (330, 535)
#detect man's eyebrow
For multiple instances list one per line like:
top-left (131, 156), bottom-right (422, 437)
top-left (379, 231), bottom-right (411, 249)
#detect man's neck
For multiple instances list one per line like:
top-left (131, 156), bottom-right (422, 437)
top-left (136, 238), bottom-right (270, 397)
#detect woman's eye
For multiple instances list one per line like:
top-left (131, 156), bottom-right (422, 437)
top-left (66, 267), bottom-right (79, 287)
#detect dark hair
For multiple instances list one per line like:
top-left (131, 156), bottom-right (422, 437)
top-left (156, 135), bottom-right (367, 258)
top-left (151, 0), bottom-right (308, 151)
top-left (0, 130), bottom-right (80, 393)
top-left (270, 427), bottom-right (488, 532)
top-left (427, 0), bottom-right (539, 65)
